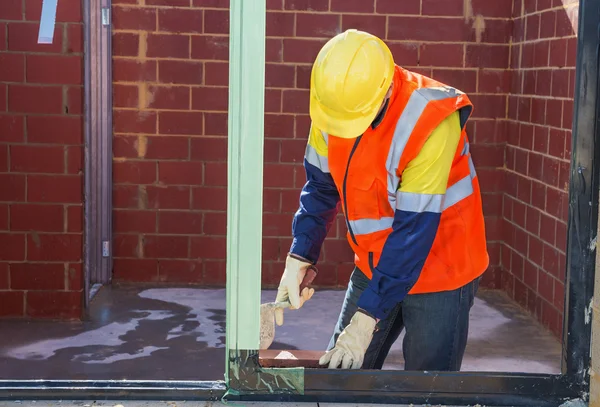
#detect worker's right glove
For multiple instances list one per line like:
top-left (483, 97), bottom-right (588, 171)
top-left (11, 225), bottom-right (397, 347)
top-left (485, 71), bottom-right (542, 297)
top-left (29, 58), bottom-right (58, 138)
top-left (274, 254), bottom-right (315, 326)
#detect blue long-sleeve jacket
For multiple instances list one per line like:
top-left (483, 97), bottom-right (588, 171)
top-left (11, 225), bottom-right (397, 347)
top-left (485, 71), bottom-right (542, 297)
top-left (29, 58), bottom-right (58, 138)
top-left (290, 112), bottom-right (461, 319)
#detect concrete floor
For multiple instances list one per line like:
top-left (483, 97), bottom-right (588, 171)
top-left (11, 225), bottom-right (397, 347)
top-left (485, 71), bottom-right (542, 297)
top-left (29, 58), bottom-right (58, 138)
top-left (0, 287), bottom-right (561, 381)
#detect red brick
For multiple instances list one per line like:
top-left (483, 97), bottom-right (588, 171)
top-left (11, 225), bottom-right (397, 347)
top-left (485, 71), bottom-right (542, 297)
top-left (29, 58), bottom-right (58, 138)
top-left (525, 206), bottom-right (540, 236)
top-left (28, 175), bottom-right (82, 203)
top-left (266, 11), bottom-right (295, 37)
top-left (266, 88), bottom-right (282, 112)
top-left (192, 87), bottom-right (228, 111)
top-left (11, 145), bottom-right (64, 174)
top-left (113, 185), bottom-right (140, 208)
top-left (540, 10), bottom-right (556, 38)
top-left (295, 65), bottom-right (312, 89)
top-left (203, 211), bottom-right (226, 235)
top-left (190, 236), bottom-right (226, 259)
top-left (283, 38), bottom-right (326, 63)
top-left (204, 162), bottom-right (227, 186)
top-left (526, 14), bottom-right (540, 40)
top-left (376, 0), bottom-right (419, 14)
top-left (284, 0), bottom-right (328, 10)
top-left (144, 235), bottom-right (189, 258)
top-left (147, 0), bottom-right (188, 5)
top-left (0, 173), bottom-right (25, 201)
top-left (0, 262), bottom-right (8, 289)
top-left (538, 271), bottom-right (554, 303)
top-left (295, 114), bottom-right (311, 138)
top-left (205, 62), bottom-right (229, 86)
top-left (566, 37), bottom-right (577, 67)
top-left (145, 136), bottom-right (189, 160)
top-left (551, 69), bottom-right (569, 98)
top-left (158, 161), bottom-right (203, 185)
top-left (514, 148), bottom-right (528, 176)
top-left (193, 0), bottom-right (229, 6)
top-left (466, 45), bottom-right (509, 69)
top-left (388, 17), bottom-right (468, 42)
top-left (112, 6), bottom-right (156, 30)
top-left (147, 185), bottom-right (190, 210)
top-left (0, 115), bottom-right (24, 142)
top-left (191, 137), bottom-right (227, 161)
top-left (157, 60), bottom-right (202, 85)
top-left (264, 163), bottom-right (295, 188)
top-left (282, 189), bottom-right (301, 213)
top-left (546, 99), bottom-right (563, 128)
top-left (147, 85), bottom-right (190, 110)
top-left (264, 139), bottom-right (281, 162)
top-left (531, 181), bottom-right (546, 211)
top-left (158, 8), bottom-right (202, 33)
top-left (11, 204), bottom-right (63, 232)
top-left (263, 189), bottom-right (280, 212)
top-left (528, 235), bottom-right (544, 267)
top-left (113, 135), bottom-right (139, 158)
top-left (27, 291), bottom-right (82, 319)
top-left (66, 144), bottom-right (82, 175)
top-left (0, 144), bottom-right (6, 172)
top-left (67, 205), bottom-right (82, 232)
top-left (113, 258), bottom-right (158, 282)
top-left (341, 14), bottom-right (386, 40)
top-left (66, 86), bottom-right (83, 114)
top-left (204, 259), bottom-right (226, 285)
top-left (3, 0), bottom-right (24, 20)
top-left (147, 34), bottom-right (190, 59)
top-left (192, 187), bottom-right (227, 211)
top-left (265, 64), bottom-right (295, 88)
top-left (545, 187), bottom-right (566, 219)
top-left (535, 71), bottom-right (551, 97)
top-left (112, 32), bottom-right (139, 57)
top-left (549, 38), bottom-right (567, 67)
top-left (113, 161), bottom-right (156, 185)
top-left (554, 280), bottom-right (565, 311)
top-left (8, 85), bottom-right (63, 114)
top-left (114, 210), bottom-right (156, 233)
top-left (113, 110), bottom-right (157, 134)
top-left (159, 260), bottom-right (204, 283)
top-left (191, 35), bottom-right (229, 60)
top-left (296, 13), bottom-right (340, 38)
top-left (113, 84), bottom-right (139, 108)
top-left (512, 199), bottom-right (526, 226)
top-left (387, 42), bottom-right (419, 66)
top-left (471, 0), bottom-right (512, 18)
top-left (539, 213), bottom-right (556, 245)
top-left (328, 0), bottom-right (372, 12)
top-left (203, 112), bottom-right (226, 136)
top-left (0, 54), bottom-right (25, 82)
top-left (10, 263), bottom-right (65, 290)
top-left (204, 9), bottom-right (229, 34)
top-left (430, 69), bottom-right (476, 93)
top-left (420, 43), bottom-right (464, 68)
top-left (267, 0), bottom-right (283, 9)
top-left (280, 139), bottom-right (306, 163)
top-left (265, 114), bottom-right (295, 139)
top-left (8, 22), bottom-right (63, 53)
top-left (67, 23), bottom-right (83, 53)
top-left (267, 38), bottom-right (283, 62)
top-left (113, 59), bottom-right (157, 82)
top-left (67, 263), bottom-right (83, 291)
top-left (517, 175), bottom-right (532, 204)
top-left (422, 0), bottom-right (463, 16)
top-left (113, 234), bottom-right (140, 258)
top-left (27, 233), bottom-right (82, 261)
top-left (563, 100), bottom-right (574, 131)
top-left (527, 152), bottom-right (543, 180)
top-left (542, 156), bottom-right (560, 187)
top-left (0, 233), bottom-right (26, 260)
top-left (0, 23), bottom-right (5, 51)
top-left (0, 291), bottom-right (24, 317)
top-left (0, 204), bottom-right (7, 231)
top-left (159, 111), bottom-right (203, 135)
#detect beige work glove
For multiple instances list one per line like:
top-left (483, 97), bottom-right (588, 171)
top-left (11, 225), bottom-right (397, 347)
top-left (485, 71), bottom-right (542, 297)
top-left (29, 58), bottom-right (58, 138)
top-left (274, 254), bottom-right (315, 326)
top-left (319, 311), bottom-right (377, 369)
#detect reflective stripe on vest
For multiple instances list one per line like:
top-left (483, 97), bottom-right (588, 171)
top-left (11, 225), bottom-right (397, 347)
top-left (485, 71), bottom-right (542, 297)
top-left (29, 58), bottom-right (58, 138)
top-left (385, 86), bottom-right (465, 210)
top-left (304, 130), bottom-right (330, 173)
top-left (350, 152), bottom-right (479, 236)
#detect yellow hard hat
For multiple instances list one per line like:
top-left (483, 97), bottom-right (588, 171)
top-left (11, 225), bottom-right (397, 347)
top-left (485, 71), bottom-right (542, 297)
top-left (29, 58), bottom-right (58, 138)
top-left (309, 29), bottom-right (395, 139)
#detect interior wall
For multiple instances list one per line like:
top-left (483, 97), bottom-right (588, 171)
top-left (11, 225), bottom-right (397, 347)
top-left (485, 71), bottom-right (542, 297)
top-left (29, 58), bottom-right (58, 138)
top-left (0, 0), bottom-right (85, 318)
top-left (501, 0), bottom-right (579, 339)
top-left (110, 0), bottom-right (510, 289)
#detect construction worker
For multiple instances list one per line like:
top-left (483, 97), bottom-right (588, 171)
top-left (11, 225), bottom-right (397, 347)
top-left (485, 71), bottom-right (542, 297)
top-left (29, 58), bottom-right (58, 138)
top-left (274, 29), bottom-right (489, 371)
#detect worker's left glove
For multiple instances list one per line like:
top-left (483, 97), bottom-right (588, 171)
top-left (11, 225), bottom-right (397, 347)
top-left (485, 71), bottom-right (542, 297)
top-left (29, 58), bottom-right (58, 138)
top-left (319, 310), bottom-right (377, 369)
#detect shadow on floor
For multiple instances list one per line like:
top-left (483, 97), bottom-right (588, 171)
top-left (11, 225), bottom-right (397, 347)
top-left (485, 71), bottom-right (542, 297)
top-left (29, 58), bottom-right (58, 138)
top-left (0, 287), bottom-right (561, 380)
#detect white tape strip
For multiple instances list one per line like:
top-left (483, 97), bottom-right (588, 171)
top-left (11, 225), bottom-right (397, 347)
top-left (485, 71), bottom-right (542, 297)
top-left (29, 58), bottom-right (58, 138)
top-left (37, 0), bottom-right (59, 44)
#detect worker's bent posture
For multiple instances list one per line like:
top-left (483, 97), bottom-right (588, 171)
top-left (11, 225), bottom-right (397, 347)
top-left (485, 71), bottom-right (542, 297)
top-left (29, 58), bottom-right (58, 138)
top-left (275, 29), bottom-right (489, 371)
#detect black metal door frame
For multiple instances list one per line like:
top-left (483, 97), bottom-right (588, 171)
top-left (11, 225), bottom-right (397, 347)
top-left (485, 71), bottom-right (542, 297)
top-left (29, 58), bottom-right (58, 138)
top-left (0, 0), bottom-right (598, 405)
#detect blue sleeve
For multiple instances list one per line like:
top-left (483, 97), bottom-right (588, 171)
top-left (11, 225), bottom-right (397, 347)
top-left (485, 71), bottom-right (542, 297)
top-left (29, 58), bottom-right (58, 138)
top-left (289, 159), bottom-right (340, 264)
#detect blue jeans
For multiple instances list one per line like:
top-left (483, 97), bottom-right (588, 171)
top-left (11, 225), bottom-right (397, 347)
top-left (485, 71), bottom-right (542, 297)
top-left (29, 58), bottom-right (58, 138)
top-left (327, 267), bottom-right (480, 371)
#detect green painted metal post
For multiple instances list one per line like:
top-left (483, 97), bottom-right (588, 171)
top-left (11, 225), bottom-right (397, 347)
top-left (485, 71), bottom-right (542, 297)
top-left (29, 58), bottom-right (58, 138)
top-left (225, 0), bottom-right (267, 378)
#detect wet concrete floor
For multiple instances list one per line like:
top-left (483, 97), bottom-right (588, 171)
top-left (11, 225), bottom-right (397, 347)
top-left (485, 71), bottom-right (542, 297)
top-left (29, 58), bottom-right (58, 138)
top-left (0, 287), bottom-right (561, 381)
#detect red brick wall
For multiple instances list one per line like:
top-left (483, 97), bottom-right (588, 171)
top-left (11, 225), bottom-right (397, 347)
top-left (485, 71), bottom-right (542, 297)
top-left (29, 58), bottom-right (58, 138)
top-left (502, 0), bottom-right (579, 338)
top-left (0, 0), bottom-right (84, 318)
top-left (110, 0), bottom-right (510, 288)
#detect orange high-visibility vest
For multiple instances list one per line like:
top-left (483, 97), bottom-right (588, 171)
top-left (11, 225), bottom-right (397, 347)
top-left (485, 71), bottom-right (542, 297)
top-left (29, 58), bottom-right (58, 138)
top-left (327, 66), bottom-right (489, 294)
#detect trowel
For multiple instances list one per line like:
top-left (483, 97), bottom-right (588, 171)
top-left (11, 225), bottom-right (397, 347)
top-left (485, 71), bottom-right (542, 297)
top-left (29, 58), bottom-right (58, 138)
top-left (259, 266), bottom-right (317, 350)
